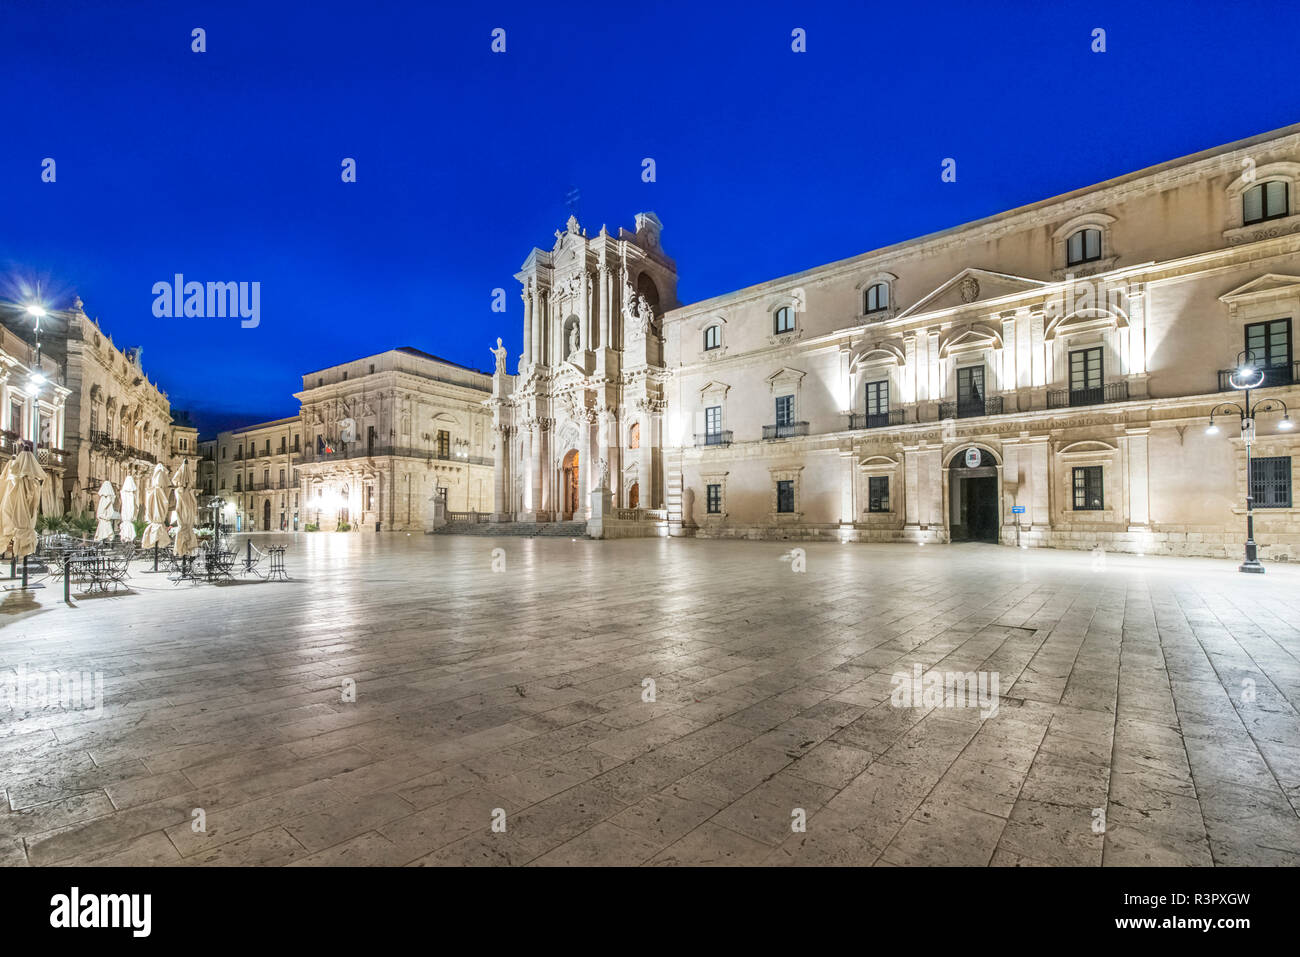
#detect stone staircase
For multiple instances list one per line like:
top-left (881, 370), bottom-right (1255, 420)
top-left (428, 521), bottom-right (589, 538)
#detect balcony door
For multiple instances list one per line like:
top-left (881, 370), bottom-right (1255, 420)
top-left (1246, 319), bottom-right (1292, 387)
top-left (1069, 347), bottom-right (1104, 406)
top-left (956, 366), bottom-right (985, 418)
top-left (865, 380), bottom-right (889, 428)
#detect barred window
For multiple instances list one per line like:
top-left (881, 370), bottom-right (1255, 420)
top-left (776, 480), bottom-right (795, 513)
top-left (1251, 456), bottom-right (1292, 509)
top-left (868, 476), bottom-right (889, 513)
top-left (706, 483), bottom-right (721, 514)
top-left (1073, 466), bottom-right (1103, 510)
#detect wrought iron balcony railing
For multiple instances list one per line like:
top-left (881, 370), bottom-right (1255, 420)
top-left (1218, 361), bottom-right (1299, 392)
top-left (762, 422), bottom-right (810, 440)
top-left (938, 395), bottom-right (1005, 420)
top-left (1046, 380), bottom-right (1129, 409)
top-left (695, 431), bottom-right (733, 448)
top-left (847, 409), bottom-right (905, 430)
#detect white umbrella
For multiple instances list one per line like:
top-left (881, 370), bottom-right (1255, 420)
top-left (141, 462), bottom-right (172, 550)
top-left (39, 469), bottom-right (59, 518)
top-left (2, 450), bottom-right (45, 560)
top-left (172, 459), bottom-right (198, 558)
top-left (94, 480), bottom-right (116, 541)
top-left (119, 474), bottom-right (139, 542)
top-left (0, 459), bottom-right (13, 549)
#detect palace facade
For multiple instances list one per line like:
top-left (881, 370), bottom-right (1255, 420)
top-left (294, 348), bottom-right (494, 531)
top-left (1, 321), bottom-right (70, 496)
top-left (215, 416), bottom-right (303, 531)
top-left (490, 124), bottom-right (1300, 560)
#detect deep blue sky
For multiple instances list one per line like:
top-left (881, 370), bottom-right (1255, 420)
top-left (2, 0), bottom-right (1297, 436)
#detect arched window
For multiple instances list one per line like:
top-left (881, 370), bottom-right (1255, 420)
top-left (1244, 181), bottom-right (1289, 225)
top-left (774, 306), bottom-right (794, 334)
top-left (629, 423), bottom-right (640, 449)
top-left (1066, 228), bottom-right (1102, 266)
top-left (864, 282), bottom-right (889, 314)
top-left (703, 324), bottom-right (721, 350)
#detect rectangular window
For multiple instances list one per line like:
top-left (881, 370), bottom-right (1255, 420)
top-left (868, 475), bottom-right (889, 512)
top-left (706, 483), bottom-right (721, 514)
top-left (9, 400), bottom-right (22, 437)
top-left (1251, 456), bottom-right (1292, 508)
top-left (704, 405), bottom-right (721, 435)
top-left (956, 366), bottom-right (985, 416)
top-left (1245, 318), bottom-right (1292, 386)
top-left (279, 468), bottom-right (285, 486)
top-left (865, 380), bottom-right (889, 415)
top-left (1072, 466), bottom-right (1104, 510)
top-left (776, 480), bottom-right (795, 513)
top-left (1069, 347), bottom-right (1104, 404)
top-left (775, 395), bottom-right (794, 427)
top-left (436, 430), bottom-right (450, 458)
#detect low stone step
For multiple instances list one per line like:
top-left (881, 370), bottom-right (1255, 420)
top-left (430, 521), bottom-right (589, 538)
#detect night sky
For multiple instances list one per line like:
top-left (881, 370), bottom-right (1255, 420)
top-left (1, 0), bottom-right (1297, 437)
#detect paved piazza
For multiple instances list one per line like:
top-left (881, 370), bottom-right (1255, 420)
top-left (2, 534), bottom-right (1299, 867)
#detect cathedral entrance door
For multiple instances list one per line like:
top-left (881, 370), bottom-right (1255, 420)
top-left (561, 449), bottom-right (579, 520)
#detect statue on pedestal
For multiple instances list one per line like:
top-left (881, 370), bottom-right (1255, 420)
top-left (490, 337), bottom-right (507, 375)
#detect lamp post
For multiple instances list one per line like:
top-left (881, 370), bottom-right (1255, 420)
top-left (1206, 351), bottom-right (1294, 574)
top-left (209, 496), bottom-right (226, 554)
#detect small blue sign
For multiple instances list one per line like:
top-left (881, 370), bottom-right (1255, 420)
top-left (1011, 505), bottom-right (1026, 514)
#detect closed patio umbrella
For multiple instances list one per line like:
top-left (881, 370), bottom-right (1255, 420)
top-left (39, 468), bottom-right (59, 519)
top-left (2, 450), bottom-right (45, 561)
top-left (94, 480), bottom-right (116, 541)
top-left (141, 462), bottom-right (171, 550)
top-left (172, 459), bottom-right (198, 558)
top-left (0, 459), bottom-right (13, 550)
top-left (119, 473), bottom-right (139, 542)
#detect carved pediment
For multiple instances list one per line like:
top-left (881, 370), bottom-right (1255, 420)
top-left (1219, 274), bottom-right (1300, 306)
top-left (898, 268), bottom-right (1048, 319)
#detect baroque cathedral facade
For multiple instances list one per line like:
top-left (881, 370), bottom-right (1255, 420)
top-left (489, 213), bottom-right (675, 523)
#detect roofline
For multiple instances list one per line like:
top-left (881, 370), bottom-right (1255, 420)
top-left (300, 346), bottom-right (492, 379)
top-left (667, 120), bottom-right (1300, 317)
top-left (222, 415), bottom-right (301, 435)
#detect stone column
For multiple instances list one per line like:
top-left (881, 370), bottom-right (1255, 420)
top-left (522, 287), bottom-right (533, 366)
top-left (637, 405), bottom-right (652, 508)
top-left (536, 418), bottom-right (552, 520)
top-left (599, 265), bottom-right (611, 351)
top-left (577, 411), bottom-right (591, 519)
top-left (579, 271), bottom-right (590, 351)
top-left (532, 289), bottom-right (545, 366)
top-left (492, 424), bottom-right (510, 521)
top-left (596, 408), bottom-right (611, 490)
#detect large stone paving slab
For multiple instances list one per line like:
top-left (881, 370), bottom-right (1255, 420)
top-left (2, 534), bottom-right (1299, 866)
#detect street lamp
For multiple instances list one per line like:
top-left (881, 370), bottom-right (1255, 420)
top-left (1205, 350), bottom-right (1292, 574)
